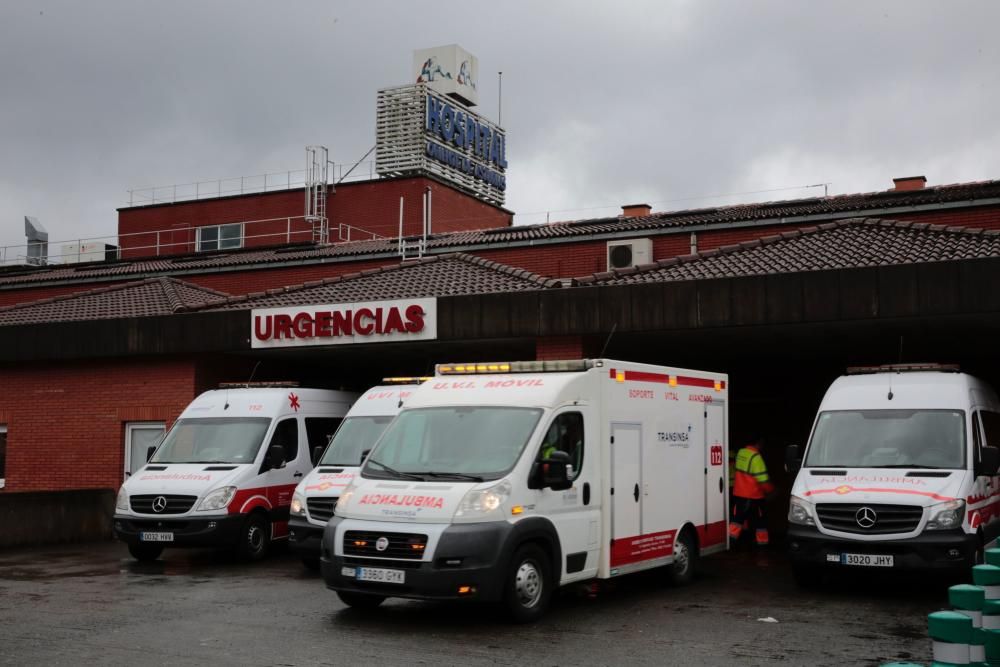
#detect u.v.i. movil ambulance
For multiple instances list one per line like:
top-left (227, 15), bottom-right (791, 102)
top-left (321, 359), bottom-right (729, 621)
top-left (113, 385), bottom-right (357, 561)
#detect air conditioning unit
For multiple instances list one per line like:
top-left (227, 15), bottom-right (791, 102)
top-left (607, 238), bottom-right (652, 270)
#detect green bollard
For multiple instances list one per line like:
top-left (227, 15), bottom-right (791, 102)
top-left (984, 549), bottom-right (1000, 568)
top-left (974, 565), bottom-right (1000, 602)
top-left (930, 610), bottom-right (973, 666)
top-left (881, 663), bottom-right (926, 666)
top-left (983, 599), bottom-right (1000, 666)
top-left (950, 585), bottom-right (987, 665)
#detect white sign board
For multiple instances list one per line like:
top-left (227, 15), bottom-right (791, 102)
top-left (251, 298), bottom-right (437, 349)
top-left (413, 44), bottom-right (478, 107)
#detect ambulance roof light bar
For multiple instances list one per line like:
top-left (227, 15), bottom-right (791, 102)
top-left (437, 359), bottom-right (601, 375)
top-left (845, 363), bottom-right (960, 375)
top-left (218, 381), bottom-right (301, 389)
top-left (381, 376), bottom-right (434, 385)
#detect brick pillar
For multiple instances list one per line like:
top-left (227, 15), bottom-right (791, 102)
top-left (535, 336), bottom-right (586, 361)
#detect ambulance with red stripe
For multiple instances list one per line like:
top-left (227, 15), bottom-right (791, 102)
top-left (787, 364), bottom-right (1000, 583)
top-left (288, 379), bottom-right (427, 569)
top-left (113, 385), bottom-right (357, 562)
top-left (321, 359), bottom-right (729, 622)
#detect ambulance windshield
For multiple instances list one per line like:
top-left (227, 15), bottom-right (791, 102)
top-left (804, 409), bottom-right (966, 469)
top-left (362, 407), bottom-right (542, 481)
top-left (151, 417), bottom-right (272, 464)
top-left (320, 416), bottom-right (394, 466)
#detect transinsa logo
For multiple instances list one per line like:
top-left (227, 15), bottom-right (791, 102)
top-left (425, 95), bottom-right (507, 191)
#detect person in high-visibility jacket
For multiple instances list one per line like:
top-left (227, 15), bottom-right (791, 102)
top-left (729, 437), bottom-right (774, 546)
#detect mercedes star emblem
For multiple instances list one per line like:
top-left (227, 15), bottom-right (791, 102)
top-left (152, 496), bottom-right (168, 513)
top-left (375, 536), bottom-right (389, 552)
top-left (855, 506), bottom-right (877, 529)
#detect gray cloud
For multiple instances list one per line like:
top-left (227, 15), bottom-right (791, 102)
top-left (1, 0), bottom-right (997, 252)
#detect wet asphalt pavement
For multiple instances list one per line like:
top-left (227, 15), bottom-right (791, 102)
top-left (0, 541), bottom-right (942, 666)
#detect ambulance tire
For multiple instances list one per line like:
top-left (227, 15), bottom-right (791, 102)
top-left (668, 528), bottom-right (698, 586)
top-left (236, 512), bottom-right (270, 561)
top-left (502, 543), bottom-right (553, 624)
top-left (128, 543), bottom-right (164, 562)
top-left (301, 556), bottom-right (321, 571)
top-left (337, 591), bottom-right (386, 609)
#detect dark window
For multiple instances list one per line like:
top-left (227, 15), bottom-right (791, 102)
top-left (268, 418), bottom-right (299, 463)
top-left (538, 412), bottom-right (584, 480)
top-left (981, 412), bottom-right (1000, 448)
top-left (197, 223), bottom-right (242, 252)
top-left (0, 426), bottom-right (6, 488)
top-left (974, 412), bottom-right (984, 463)
top-left (305, 417), bottom-right (343, 464)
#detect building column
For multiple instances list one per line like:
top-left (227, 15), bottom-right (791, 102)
top-left (535, 335), bottom-right (588, 361)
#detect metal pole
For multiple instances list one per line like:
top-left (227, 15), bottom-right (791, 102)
top-left (427, 187), bottom-right (432, 236)
top-left (287, 218), bottom-right (291, 243)
top-left (399, 196), bottom-right (404, 246)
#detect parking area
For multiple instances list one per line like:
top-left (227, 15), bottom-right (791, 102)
top-left (0, 541), bottom-right (940, 666)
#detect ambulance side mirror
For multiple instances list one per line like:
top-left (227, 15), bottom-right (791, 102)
top-left (979, 446), bottom-right (1000, 476)
top-left (311, 446), bottom-right (323, 466)
top-left (541, 451), bottom-right (573, 491)
top-left (785, 445), bottom-right (802, 475)
top-left (146, 446), bottom-right (157, 462)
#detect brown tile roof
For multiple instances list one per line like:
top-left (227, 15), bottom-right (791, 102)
top-left (203, 253), bottom-right (561, 310)
top-left (3, 178), bottom-right (999, 289)
top-left (0, 277), bottom-right (229, 326)
top-left (577, 218), bottom-right (1000, 285)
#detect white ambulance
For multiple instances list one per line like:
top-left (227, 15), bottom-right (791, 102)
top-left (321, 359), bottom-right (729, 622)
top-left (787, 364), bottom-right (1000, 583)
top-left (289, 379), bottom-right (428, 569)
top-left (113, 384), bottom-right (358, 562)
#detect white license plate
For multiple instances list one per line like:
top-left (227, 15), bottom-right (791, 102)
top-left (356, 567), bottom-right (405, 584)
top-left (140, 532), bottom-right (174, 542)
top-left (841, 553), bottom-right (893, 567)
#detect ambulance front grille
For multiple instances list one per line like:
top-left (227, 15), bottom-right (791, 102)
top-left (343, 531), bottom-right (428, 560)
top-left (130, 494), bottom-right (197, 515)
top-left (307, 498), bottom-right (337, 523)
top-left (815, 503), bottom-right (923, 535)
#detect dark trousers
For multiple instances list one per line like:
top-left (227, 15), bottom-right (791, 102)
top-left (730, 497), bottom-right (768, 543)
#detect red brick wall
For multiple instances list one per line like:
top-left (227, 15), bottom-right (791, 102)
top-left (536, 336), bottom-right (586, 360)
top-left (117, 176), bottom-right (512, 258)
top-left (0, 358), bottom-right (198, 492)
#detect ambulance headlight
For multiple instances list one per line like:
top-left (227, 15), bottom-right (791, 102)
top-left (335, 483), bottom-right (357, 512)
top-left (925, 499), bottom-right (965, 531)
top-left (290, 492), bottom-right (305, 516)
top-left (197, 486), bottom-right (237, 511)
top-left (788, 495), bottom-right (815, 526)
top-left (455, 480), bottom-right (512, 522)
top-left (116, 485), bottom-right (129, 511)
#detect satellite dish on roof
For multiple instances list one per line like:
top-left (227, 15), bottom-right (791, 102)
top-left (24, 216), bottom-right (48, 266)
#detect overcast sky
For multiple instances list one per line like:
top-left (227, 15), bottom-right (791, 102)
top-left (1, 1), bottom-right (998, 253)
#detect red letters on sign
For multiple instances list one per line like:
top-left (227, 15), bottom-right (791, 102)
top-left (253, 302), bottom-right (430, 343)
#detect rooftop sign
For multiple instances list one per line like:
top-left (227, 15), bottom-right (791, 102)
top-left (413, 44), bottom-right (479, 107)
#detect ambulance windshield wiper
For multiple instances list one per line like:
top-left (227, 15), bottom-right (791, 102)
top-left (366, 458), bottom-right (425, 481)
top-left (421, 472), bottom-right (485, 482)
top-left (873, 464), bottom-right (947, 469)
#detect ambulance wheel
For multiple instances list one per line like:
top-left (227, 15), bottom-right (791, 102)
top-left (502, 544), bottom-right (552, 623)
top-left (337, 591), bottom-right (385, 609)
top-left (128, 543), bottom-right (164, 562)
top-left (301, 556), bottom-right (321, 571)
top-left (236, 513), bottom-right (270, 561)
top-left (668, 529), bottom-right (697, 586)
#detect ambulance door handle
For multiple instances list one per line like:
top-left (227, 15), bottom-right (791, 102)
top-left (633, 483), bottom-right (640, 502)
top-left (718, 478), bottom-right (724, 493)
top-left (583, 482), bottom-right (591, 506)
top-left (293, 471), bottom-right (303, 478)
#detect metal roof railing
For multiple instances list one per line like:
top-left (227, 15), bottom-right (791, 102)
top-left (125, 161), bottom-right (379, 207)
